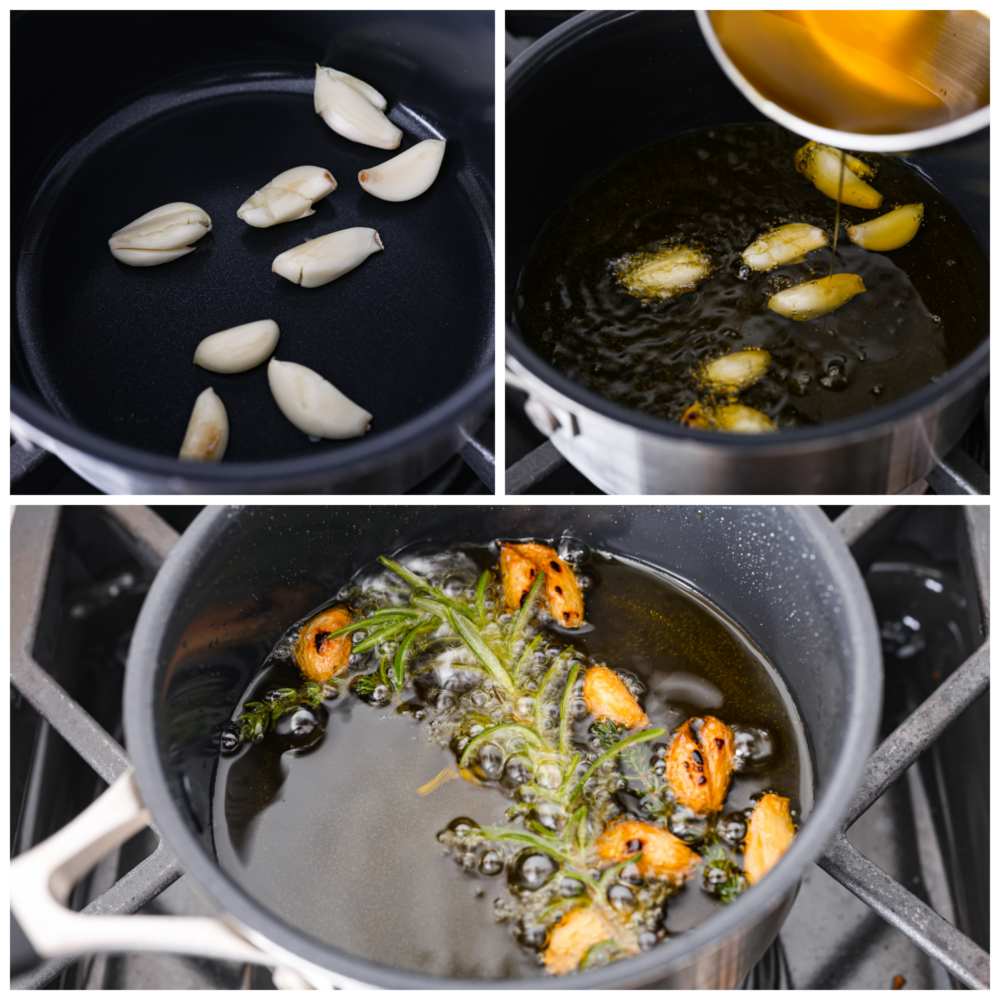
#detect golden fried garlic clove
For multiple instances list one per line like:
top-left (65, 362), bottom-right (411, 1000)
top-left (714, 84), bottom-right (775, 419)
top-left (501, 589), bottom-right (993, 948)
top-left (179, 387), bottom-right (228, 462)
top-left (314, 65), bottom-right (401, 149)
top-left (272, 227), bottom-right (383, 288)
top-left (794, 142), bottom-right (882, 210)
top-left (681, 402), bottom-right (777, 434)
top-left (743, 793), bottom-right (796, 884)
top-left (193, 319), bottom-right (280, 374)
top-left (267, 358), bottom-right (372, 439)
top-left (768, 273), bottom-right (866, 321)
top-left (109, 202), bottom-right (212, 266)
top-left (742, 223), bottom-right (828, 271)
top-left (237, 166), bottom-right (337, 228)
top-left (618, 245), bottom-right (712, 301)
top-left (699, 348), bottom-right (771, 394)
top-left (359, 139), bottom-right (447, 202)
top-left (847, 203), bottom-right (924, 252)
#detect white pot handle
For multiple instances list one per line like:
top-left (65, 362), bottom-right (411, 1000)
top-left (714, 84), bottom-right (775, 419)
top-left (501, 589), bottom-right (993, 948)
top-left (10, 769), bottom-right (271, 968)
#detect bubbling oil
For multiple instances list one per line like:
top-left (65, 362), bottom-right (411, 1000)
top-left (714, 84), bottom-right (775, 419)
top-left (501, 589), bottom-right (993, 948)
top-left (513, 123), bottom-right (987, 428)
top-left (213, 544), bottom-right (812, 977)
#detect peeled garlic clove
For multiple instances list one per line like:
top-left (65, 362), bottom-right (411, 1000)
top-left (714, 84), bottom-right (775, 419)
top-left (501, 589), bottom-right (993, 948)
top-left (237, 166), bottom-right (337, 228)
top-left (794, 142), bottom-right (883, 210)
top-left (848, 203), bottom-right (924, 252)
top-left (681, 401), bottom-right (776, 433)
top-left (272, 227), bottom-right (383, 288)
top-left (109, 202), bottom-right (212, 266)
top-left (699, 348), bottom-right (771, 394)
top-left (713, 404), bottom-right (777, 434)
top-left (193, 319), bottom-right (280, 374)
top-left (179, 387), bottom-right (228, 462)
top-left (768, 273), bottom-right (866, 321)
top-left (618, 245), bottom-right (712, 301)
top-left (267, 358), bottom-right (372, 439)
top-left (314, 64), bottom-right (387, 112)
top-left (359, 139), bottom-right (447, 202)
top-left (314, 76), bottom-right (401, 150)
top-left (742, 223), bottom-right (828, 271)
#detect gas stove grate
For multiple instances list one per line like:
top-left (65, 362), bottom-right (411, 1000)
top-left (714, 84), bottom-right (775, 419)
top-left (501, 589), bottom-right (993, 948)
top-left (10, 505), bottom-right (990, 989)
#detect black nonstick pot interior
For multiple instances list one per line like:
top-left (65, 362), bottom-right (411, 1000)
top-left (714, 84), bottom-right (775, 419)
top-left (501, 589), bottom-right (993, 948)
top-left (506, 10), bottom-right (989, 445)
top-left (126, 505), bottom-right (881, 988)
top-left (13, 12), bottom-right (493, 470)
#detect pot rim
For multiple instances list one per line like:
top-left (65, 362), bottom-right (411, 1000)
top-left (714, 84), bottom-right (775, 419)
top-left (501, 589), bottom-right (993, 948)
top-left (125, 504), bottom-right (883, 988)
top-left (505, 9), bottom-right (989, 451)
top-left (10, 358), bottom-right (493, 485)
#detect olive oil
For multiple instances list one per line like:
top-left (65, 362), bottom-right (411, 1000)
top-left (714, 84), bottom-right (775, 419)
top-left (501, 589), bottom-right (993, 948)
top-left (709, 11), bottom-right (989, 136)
top-left (513, 124), bottom-right (987, 428)
top-left (213, 545), bottom-right (811, 976)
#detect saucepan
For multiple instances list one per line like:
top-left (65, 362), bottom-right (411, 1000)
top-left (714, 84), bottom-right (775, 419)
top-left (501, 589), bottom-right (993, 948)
top-left (11, 11), bottom-right (494, 494)
top-left (11, 505), bottom-right (880, 987)
top-left (505, 10), bottom-right (989, 494)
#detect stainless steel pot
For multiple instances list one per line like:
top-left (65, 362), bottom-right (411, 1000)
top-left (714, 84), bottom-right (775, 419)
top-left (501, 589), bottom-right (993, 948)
top-left (11, 505), bottom-right (881, 988)
top-left (505, 11), bottom-right (989, 495)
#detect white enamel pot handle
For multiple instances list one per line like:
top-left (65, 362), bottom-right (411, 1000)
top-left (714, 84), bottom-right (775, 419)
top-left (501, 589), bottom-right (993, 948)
top-left (10, 770), bottom-right (271, 971)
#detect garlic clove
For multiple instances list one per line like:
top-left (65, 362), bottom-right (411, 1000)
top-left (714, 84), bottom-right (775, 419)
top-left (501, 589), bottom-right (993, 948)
top-left (267, 358), bottom-right (372, 439)
top-left (314, 64), bottom-right (387, 112)
top-left (314, 76), bottom-right (401, 149)
top-left (179, 387), bottom-right (228, 462)
top-left (699, 348), bottom-right (771, 394)
top-left (272, 227), bottom-right (383, 288)
top-left (848, 203), bottom-right (924, 252)
top-left (768, 273), bottom-right (866, 321)
top-left (358, 139), bottom-right (447, 202)
top-left (617, 245), bottom-right (712, 301)
top-left (795, 142), bottom-right (882, 210)
top-left (237, 166), bottom-right (337, 228)
top-left (681, 401), bottom-right (777, 434)
top-left (193, 319), bottom-right (280, 374)
top-left (742, 223), bottom-right (828, 271)
top-left (109, 202), bottom-right (212, 265)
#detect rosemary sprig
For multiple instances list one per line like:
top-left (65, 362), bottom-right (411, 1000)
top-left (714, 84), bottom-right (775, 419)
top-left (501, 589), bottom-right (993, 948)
top-left (237, 681), bottom-right (328, 741)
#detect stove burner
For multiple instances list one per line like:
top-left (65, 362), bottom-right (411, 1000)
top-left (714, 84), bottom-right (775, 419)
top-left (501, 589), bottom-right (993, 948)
top-left (10, 505), bottom-right (990, 989)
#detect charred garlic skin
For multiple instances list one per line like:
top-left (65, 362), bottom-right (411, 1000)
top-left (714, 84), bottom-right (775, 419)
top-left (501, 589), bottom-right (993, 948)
top-left (237, 166), bottom-right (337, 228)
top-left (795, 142), bottom-right (883, 210)
top-left (593, 819), bottom-right (697, 884)
top-left (617, 245), bottom-right (712, 301)
top-left (847, 203), bottom-right (924, 252)
top-left (193, 319), bottom-right (280, 374)
top-left (272, 227), bottom-right (383, 288)
top-left (499, 541), bottom-right (585, 626)
top-left (768, 273), bottom-right (866, 321)
top-left (741, 223), bottom-right (828, 271)
top-left (742, 793), bottom-right (796, 884)
top-left (359, 139), bottom-right (447, 202)
top-left (178, 387), bottom-right (228, 463)
top-left (666, 716), bottom-right (736, 814)
top-left (314, 65), bottom-right (402, 149)
top-left (109, 202), bottom-right (212, 266)
top-left (294, 606), bottom-right (353, 682)
top-left (582, 665), bottom-right (649, 730)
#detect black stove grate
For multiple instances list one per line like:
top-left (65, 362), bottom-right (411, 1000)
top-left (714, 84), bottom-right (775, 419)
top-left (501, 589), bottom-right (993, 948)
top-left (10, 505), bottom-right (990, 990)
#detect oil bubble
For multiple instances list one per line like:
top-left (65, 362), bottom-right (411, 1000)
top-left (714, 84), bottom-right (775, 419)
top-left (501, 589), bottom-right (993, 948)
top-left (477, 743), bottom-right (506, 781)
top-left (504, 755), bottom-right (533, 788)
top-left (668, 805), bottom-right (709, 844)
top-left (511, 851), bottom-right (557, 891)
top-left (608, 883), bottom-right (635, 913)
top-left (718, 813), bottom-right (748, 844)
top-left (732, 726), bottom-right (774, 767)
top-left (219, 727), bottom-right (242, 756)
top-left (479, 850), bottom-right (504, 876)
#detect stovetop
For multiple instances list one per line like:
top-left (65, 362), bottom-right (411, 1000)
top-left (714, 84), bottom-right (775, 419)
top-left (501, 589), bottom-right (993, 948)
top-left (10, 505), bottom-right (989, 990)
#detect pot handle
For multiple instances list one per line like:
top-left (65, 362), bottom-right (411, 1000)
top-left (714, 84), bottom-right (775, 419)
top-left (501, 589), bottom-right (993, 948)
top-left (10, 769), bottom-right (271, 974)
